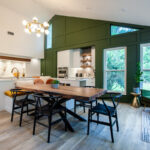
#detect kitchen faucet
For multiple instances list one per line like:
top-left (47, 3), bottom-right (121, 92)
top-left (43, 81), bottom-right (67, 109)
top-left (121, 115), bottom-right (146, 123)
top-left (11, 67), bottom-right (19, 79)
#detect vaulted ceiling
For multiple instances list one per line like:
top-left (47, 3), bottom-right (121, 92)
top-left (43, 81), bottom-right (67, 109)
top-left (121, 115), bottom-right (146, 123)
top-left (0, 0), bottom-right (150, 26)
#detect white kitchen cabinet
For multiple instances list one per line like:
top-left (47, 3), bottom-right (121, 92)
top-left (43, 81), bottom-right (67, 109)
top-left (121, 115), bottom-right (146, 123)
top-left (91, 46), bottom-right (95, 69)
top-left (72, 49), bottom-right (81, 68)
top-left (86, 78), bottom-right (95, 87)
top-left (57, 50), bottom-right (72, 67)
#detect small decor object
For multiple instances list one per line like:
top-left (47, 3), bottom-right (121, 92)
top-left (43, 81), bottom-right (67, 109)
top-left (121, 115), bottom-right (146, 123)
top-left (133, 62), bottom-right (143, 93)
top-left (22, 17), bottom-right (49, 37)
top-left (51, 80), bottom-right (60, 89)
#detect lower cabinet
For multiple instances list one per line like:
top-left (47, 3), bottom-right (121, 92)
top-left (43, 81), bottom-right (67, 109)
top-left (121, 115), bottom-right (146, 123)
top-left (86, 78), bottom-right (95, 87)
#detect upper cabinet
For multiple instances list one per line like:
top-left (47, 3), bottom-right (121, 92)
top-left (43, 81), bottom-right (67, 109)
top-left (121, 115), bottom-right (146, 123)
top-left (71, 49), bottom-right (81, 68)
top-left (57, 47), bottom-right (95, 69)
top-left (57, 49), bottom-right (81, 68)
top-left (57, 50), bottom-right (72, 67)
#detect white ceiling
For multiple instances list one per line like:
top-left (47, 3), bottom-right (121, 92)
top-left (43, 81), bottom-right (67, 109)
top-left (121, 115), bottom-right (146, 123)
top-left (0, 0), bottom-right (150, 26)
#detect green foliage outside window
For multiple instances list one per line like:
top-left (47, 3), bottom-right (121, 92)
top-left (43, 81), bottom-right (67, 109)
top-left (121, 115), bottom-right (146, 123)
top-left (142, 46), bottom-right (150, 90)
top-left (105, 48), bottom-right (125, 92)
top-left (111, 25), bottom-right (138, 36)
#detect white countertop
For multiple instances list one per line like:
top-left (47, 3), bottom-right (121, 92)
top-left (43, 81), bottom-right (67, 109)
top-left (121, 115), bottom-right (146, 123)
top-left (0, 77), bottom-right (33, 82)
top-left (54, 77), bottom-right (95, 81)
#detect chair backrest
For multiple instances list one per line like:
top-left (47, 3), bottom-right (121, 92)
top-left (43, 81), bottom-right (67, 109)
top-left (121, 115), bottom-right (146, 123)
top-left (83, 86), bottom-right (95, 88)
top-left (34, 94), bottom-right (54, 114)
top-left (34, 78), bottom-right (44, 85)
top-left (98, 92), bottom-right (122, 113)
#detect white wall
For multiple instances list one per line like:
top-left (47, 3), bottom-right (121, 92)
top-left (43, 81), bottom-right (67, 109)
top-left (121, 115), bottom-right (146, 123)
top-left (26, 58), bottom-right (41, 77)
top-left (0, 5), bottom-right (44, 59)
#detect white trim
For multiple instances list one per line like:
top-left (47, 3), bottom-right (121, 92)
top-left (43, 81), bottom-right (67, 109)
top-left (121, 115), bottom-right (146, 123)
top-left (103, 47), bottom-right (127, 94)
top-left (140, 43), bottom-right (150, 89)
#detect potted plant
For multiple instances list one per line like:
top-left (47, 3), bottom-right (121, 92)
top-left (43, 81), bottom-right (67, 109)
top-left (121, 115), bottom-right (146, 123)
top-left (133, 62), bottom-right (143, 93)
top-left (51, 80), bottom-right (60, 89)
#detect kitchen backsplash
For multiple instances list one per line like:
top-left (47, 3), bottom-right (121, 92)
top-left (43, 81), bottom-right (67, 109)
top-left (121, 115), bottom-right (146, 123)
top-left (68, 68), bottom-right (95, 78)
top-left (0, 59), bottom-right (26, 77)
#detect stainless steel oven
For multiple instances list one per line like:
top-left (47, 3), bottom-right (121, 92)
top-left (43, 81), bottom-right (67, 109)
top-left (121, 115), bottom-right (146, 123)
top-left (57, 67), bottom-right (68, 78)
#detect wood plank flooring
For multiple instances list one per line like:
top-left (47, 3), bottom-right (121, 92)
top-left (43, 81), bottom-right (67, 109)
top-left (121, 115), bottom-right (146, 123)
top-left (0, 103), bottom-right (150, 150)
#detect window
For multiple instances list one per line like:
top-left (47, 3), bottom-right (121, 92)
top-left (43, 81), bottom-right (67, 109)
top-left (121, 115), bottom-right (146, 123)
top-left (141, 44), bottom-right (150, 90)
top-left (46, 24), bottom-right (52, 49)
top-left (104, 47), bottom-right (127, 93)
top-left (111, 25), bottom-right (138, 36)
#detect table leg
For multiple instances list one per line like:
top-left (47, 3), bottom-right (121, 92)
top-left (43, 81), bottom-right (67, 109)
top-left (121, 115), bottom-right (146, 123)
top-left (59, 112), bottom-right (74, 132)
top-left (64, 107), bottom-right (86, 121)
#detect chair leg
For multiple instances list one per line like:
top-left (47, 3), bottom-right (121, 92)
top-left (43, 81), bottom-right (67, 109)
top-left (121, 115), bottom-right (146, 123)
top-left (27, 104), bottom-right (29, 116)
top-left (87, 110), bottom-right (91, 135)
top-left (83, 103), bottom-right (86, 113)
top-left (47, 115), bottom-right (52, 143)
top-left (19, 104), bottom-right (24, 127)
top-left (74, 100), bottom-right (76, 113)
top-left (33, 113), bottom-right (37, 135)
top-left (96, 100), bottom-right (98, 106)
top-left (11, 98), bottom-right (15, 122)
top-left (115, 111), bottom-right (119, 132)
top-left (64, 110), bottom-right (67, 131)
top-left (109, 115), bottom-right (114, 143)
top-left (97, 113), bottom-right (99, 125)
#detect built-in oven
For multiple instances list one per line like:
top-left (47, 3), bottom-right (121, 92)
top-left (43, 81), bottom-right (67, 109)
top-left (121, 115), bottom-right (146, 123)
top-left (57, 67), bottom-right (68, 78)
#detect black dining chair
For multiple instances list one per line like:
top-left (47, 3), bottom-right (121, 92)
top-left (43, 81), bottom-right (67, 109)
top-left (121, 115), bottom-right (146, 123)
top-left (11, 89), bottom-right (35, 126)
top-left (87, 92), bottom-right (122, 143)
top-left (74, 86), bottom-right (98, 113)
top-left (33, 93), bottom-right (68, 143)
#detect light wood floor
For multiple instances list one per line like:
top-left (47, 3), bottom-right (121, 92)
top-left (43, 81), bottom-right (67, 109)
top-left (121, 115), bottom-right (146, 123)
top-left (0, 103), bottom-right (149, 150)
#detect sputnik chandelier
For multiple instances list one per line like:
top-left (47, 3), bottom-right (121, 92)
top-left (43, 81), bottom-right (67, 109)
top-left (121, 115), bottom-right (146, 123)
top-left (22, 17), bottom-right (49, 37)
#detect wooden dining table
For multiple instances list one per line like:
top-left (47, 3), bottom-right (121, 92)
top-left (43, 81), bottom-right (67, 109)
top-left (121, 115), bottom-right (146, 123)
top-left (16, 84), bottom-right (106, 131)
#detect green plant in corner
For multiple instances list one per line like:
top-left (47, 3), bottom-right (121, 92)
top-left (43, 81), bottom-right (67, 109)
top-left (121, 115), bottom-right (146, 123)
top-left (133, 62), bottom-right (143, 93)
top-left (135, 62), bottom-right (143, 87)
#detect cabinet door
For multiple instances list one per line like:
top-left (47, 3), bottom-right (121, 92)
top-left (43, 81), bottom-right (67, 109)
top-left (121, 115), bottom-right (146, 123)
top-left (45, 51), bottom-right (57, 77)
top-left (41, 59), bottom-right (45, 76)
top-left (86, 78), bottom-right (95, 86)
top-left (72, 49), bottom-right (81, 68)
top-left (57, 50), bottom-right (71, 67)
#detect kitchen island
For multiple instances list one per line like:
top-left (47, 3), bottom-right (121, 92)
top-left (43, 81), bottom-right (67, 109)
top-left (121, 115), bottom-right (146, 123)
top-left (53, 77), bottom-right (95, 87)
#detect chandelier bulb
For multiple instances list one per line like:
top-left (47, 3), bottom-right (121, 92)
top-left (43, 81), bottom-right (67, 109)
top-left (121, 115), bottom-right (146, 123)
top-left (22, 20), bottom-right (27, 26)
top-left (45, 30), bottom-right (49, 35)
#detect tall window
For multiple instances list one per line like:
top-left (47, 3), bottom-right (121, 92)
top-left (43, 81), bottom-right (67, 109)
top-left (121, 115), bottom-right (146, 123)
top-left (104, 47), bottom-right (126, 93)
top-left (46, 24), bottom-right (52, 49)
top-left (111, 25), bottom-right (138, 36)
top-left (141, 44), bottom-right (150, 90)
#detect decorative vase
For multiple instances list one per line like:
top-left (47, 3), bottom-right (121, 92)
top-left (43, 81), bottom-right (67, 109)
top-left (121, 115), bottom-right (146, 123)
top-left (133, 87), bottom-right (140, 94)
top-left (51, 84), bottom-right (59, 89)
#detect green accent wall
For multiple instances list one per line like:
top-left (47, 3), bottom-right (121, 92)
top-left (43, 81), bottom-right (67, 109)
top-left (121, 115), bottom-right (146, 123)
top-left (41, 15), bottom-right (150, 103)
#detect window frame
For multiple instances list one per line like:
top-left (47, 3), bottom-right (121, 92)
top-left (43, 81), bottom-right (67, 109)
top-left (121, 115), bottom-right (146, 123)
top-left (140, 43), bottom-right (150, 89)
top-left (103, 47), bottom-right (127, 94)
